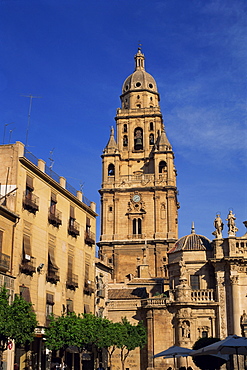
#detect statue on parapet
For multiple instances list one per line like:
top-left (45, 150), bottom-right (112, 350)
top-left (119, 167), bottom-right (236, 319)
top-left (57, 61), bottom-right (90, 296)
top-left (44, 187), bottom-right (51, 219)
top-left (212, 214), bottom-right (224, 239)
top-left (226, 210), bottom-right (238, 236)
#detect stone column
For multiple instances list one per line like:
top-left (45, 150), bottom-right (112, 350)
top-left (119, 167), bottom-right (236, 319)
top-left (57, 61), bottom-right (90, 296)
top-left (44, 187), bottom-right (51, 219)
top-left (215, 272), bottom-right (227, 338)
top-left (230, 275), bottom-right (241, 335)
top-left (146, 309), bottom-right (154, 370)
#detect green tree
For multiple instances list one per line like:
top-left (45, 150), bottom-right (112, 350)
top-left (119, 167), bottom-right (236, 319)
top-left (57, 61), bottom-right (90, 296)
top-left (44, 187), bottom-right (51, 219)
top-left (117, 318), bottom-right (147, 370)
top-left (45, 313), bottom-right (85, 362)
top-left (192, 337), bottom-right (227, 370)
top-left (0, 286), bottom-right (37, 368)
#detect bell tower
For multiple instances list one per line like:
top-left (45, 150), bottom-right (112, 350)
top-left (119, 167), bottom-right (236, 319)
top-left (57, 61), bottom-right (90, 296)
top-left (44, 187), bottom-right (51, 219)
top-left (98, 48), bottom-right (179, 283)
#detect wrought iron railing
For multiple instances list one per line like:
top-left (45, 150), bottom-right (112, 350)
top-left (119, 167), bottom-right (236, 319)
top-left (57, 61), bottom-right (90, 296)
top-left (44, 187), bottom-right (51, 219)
top-left (48, 208), bottom-right (62, 227)
top-left (46, 268), bottom-right (60, 284)
top-left (68, 220), bottom-right (80, 237)
top-left (20, 257), bottom-right (36, 275)
top-left (23, 148), bottom-right (92, 207)
top-left (66, 273), bottom-right (79, 290)
top-left (85, 230), bottom-right (95, 245)
top-left (23, 192), bottom-right (39, 214)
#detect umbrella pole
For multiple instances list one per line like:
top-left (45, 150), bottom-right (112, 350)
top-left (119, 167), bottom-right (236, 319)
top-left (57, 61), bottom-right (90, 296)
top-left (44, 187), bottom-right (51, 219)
top-left (236, 348), bottom-right (240, 370)
top-left (173, 355), bottom-right (176, 370)
top-left (186, 356), bottom-right (188, 368)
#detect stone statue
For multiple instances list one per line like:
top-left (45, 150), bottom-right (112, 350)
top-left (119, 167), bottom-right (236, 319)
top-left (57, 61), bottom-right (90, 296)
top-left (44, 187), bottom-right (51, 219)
top-left (181, 321), bottom-right (190, 338)
top-left (226, 210), bottom-right (238, 236)
top-left (179, 257), bottom-right (186, 279)
top-left (212, 214), bottom-right (224, 238)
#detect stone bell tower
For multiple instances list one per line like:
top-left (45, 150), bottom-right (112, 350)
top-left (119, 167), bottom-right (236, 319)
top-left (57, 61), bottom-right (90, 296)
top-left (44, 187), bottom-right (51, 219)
top-left (98, 48), bottom-right (179, 283)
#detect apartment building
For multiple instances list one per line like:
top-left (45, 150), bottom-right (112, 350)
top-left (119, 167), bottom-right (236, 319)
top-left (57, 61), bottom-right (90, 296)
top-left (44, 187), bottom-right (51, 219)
top-left (0, 141), bottom-right (97, 370)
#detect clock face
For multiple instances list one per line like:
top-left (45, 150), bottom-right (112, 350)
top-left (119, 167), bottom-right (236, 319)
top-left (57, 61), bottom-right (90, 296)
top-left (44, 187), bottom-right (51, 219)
top-left (133, 194), bottom-right (141, 202)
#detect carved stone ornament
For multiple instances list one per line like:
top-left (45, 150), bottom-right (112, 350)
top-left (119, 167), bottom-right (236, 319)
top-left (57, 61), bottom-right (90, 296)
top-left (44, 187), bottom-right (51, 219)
top-left (126, 192), bottom-right (146, 214)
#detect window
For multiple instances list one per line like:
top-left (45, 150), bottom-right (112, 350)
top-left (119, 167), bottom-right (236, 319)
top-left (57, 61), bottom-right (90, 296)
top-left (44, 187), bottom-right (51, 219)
top-left (66, 251), bottom-right (78, 290)
top-left (123, 124), bottom-right (127, 133)
top-left (20, 235), bottom-right (36, 275)
top-left (136, 104), bottom-right (141, 108)
top-left (123, 135), bottom-right (128, 147)
top-left (133, 218), bottom-right (142, 235)
top-left (47, 244), bottom-right (59, 284)
top-left (134, 127), bottom-right (143, 150)
top-left (20, 285), bottom-right (31, 302)
top-left (108, 164), bottom-right (115, 176)
top-left (66, 299), bottom-right (73, 313)
top-left (46, 293), bottom-right (54, 317)
top-left (23, 175), bottom-right (39, 214)
top-left (149, 122), bottom-right (154, 131)
top-left (84, 255), bottom-right (93, 295)
top-left (48, 193), bottom-right (62, 227)
top-left (202, 331), bottom-right (208, 338)
top-left (159, 161), bottom-right (167, 173)
top-left (149, 134), bottom-right (154, 145)
top-left (68, 206), bottom-right (79, 237)
top-left (190, 275), bottom-right (200, 290)
top-left (0, 230), bottom-right (3, 253)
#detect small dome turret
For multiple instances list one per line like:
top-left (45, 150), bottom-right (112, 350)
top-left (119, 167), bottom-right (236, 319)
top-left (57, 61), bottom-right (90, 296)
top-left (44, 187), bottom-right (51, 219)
top-left (168, 224), bottom-right (212, 253)
top-left (121, 48), bottom-right (159, 96)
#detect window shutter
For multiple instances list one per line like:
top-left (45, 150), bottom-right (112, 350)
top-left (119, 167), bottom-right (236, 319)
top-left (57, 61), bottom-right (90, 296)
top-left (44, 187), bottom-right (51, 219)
top-left (48, 247), bottom-right (58, 270)
top-left (70, 206), bottom-right (75, 218)
top-left (26, 175), bottom-right (34, 190)
top-left (23, 234), bottom-right (32, 257)
top-left (51, 193), bottom-right (57, 203)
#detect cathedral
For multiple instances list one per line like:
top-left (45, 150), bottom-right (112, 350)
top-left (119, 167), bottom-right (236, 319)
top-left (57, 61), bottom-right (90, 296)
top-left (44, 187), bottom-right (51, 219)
top-left (98, 49), bottom-right (247, 370)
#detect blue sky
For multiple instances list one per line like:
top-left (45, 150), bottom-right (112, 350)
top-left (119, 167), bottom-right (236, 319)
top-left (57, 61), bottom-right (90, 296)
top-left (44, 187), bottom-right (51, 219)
top-left (0, 0), bottom-right (246, 240)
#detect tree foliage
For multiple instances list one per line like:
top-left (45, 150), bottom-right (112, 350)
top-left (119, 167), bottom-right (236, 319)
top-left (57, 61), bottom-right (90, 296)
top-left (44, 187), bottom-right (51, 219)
top-left (116, 318), bottom-right (147, 370)
top-left (192, 337), bottom-right (227, 370)
top-left (45, 313), bottom-right (147, 370)
top-left (0, 286), bottom-right (37, 361)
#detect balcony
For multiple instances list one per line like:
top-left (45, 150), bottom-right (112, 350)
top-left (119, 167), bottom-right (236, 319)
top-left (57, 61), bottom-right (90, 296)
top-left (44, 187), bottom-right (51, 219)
top-left (85, 230), bottom-right (95, 245)
top-left (48, 209), bottom-right (62, 227)
top-left (20, 257), bottom-right (36, 275)
top-left (0, 252), bottom-right (10, 272)
top-left (46, 268), bottom-right (60, 284)
top-left (23, 192), bottom-right (39, 214)
top-left (68, 220), bottom-right (80, 237)
top-left (66, 273), bottom-right (78, 290)
top-left (84, 280), bottom-right (94, 295)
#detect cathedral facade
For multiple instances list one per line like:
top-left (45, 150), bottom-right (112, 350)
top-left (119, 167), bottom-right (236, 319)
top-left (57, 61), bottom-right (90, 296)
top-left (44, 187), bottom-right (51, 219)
top-left (98, 49), bottom-right (247, 370)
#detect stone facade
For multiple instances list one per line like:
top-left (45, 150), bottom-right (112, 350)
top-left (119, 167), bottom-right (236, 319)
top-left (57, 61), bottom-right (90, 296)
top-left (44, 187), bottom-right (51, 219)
top-left (98, 49), bottom-right (247, 370)
top-left (0, 141), bottom-right (97, 370)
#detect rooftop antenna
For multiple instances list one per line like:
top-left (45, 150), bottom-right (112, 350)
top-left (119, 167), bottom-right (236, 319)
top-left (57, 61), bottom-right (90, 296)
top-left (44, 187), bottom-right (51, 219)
top-left (49, 148), bottom-right (55, 170)
top-left (2, 122), bottom-right (14, 144)
top-left (80, 182), bottom-right (84, 193)
top-left (21, 94), bottom-right (42, 149)
top-left (8, 128), bottom-right (15, 144)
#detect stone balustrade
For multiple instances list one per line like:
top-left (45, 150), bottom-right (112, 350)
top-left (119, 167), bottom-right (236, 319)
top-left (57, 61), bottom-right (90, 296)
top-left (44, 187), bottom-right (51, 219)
top-left (191, 289), bottom-right (215, 302)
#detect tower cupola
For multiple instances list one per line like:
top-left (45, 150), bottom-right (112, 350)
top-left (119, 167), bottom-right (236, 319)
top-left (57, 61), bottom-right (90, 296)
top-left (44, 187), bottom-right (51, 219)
top-left (121, 48), bottom-right (160, 110)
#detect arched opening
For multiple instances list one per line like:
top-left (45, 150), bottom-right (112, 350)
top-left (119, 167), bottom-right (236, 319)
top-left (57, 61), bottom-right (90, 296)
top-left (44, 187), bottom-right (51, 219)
top-left (149, 133), bottom-right (154, 145)
top-left (159, 161), bottom-right (167, 173)
top-left (149, 122), bottom-right (154, 131)
top-left (123, 135), bottom-right (128, 147)
top-left (108, 164), bottom-right (115, 176)
top-left (134, 127), bottom-right (143, 150)
top-left (123, 124), bottom-right (127, 133)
